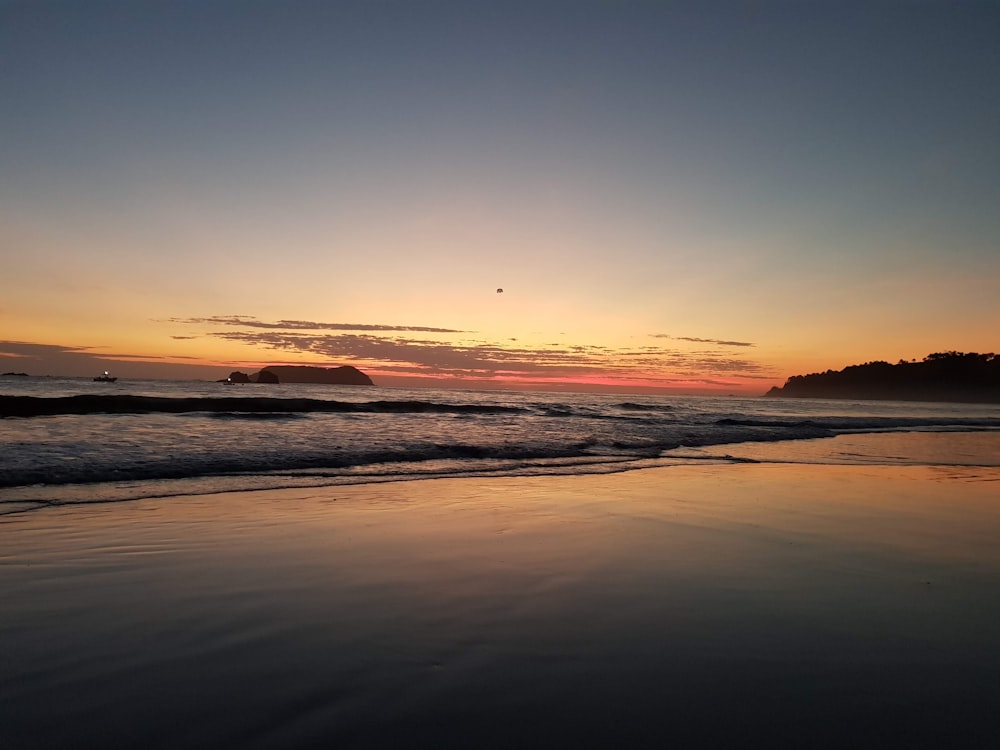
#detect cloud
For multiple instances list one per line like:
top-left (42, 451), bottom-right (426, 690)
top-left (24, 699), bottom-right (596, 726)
top-left (3, 324), bottom-right (775, 388)
top-left (207, 329), bottom-right (772, 381)
top-left (652, 334), bottom-right (755, 347)
top-left (0, 340), bottom-right (94, 360)
top-left (0, 340), bottom-right (231, 378)
top-left (0, 341), bottom-right (124, 376)
top-left (162, 316), bottom-right (774, 386)
top-left (169, 316), bottom-right (464, 334)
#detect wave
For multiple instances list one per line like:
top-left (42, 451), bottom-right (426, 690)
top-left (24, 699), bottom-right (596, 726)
top-left (208, 412), bottom-right (307, 420)
top-left (0, 395), bottom-right (527, 418)
top-left (0, 454), bottom-right (665, 516)
top-left (715, 416), bottom-right (1000, 431)
top-left (2, 417), bottom-right (971, 492)
top-left (0, 441), bottom-right (620, 494)
top-left (3, 388), bottom-right (999, 512)
top-left (618, 402), bottom-right (673, 412)
top-left (6, 426), bottom-right (999, 516)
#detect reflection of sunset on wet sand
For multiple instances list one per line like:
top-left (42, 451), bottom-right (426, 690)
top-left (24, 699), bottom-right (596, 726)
top-left (5, 432), bottom-right (1000, 748)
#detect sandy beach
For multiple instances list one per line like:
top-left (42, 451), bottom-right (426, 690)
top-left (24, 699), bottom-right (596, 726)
top-left (4, 455), bottom-right (1000, 749)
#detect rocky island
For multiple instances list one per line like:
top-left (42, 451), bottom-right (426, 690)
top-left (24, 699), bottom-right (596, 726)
top-left (224, 365), bottom-right (373, 386)
top-left (766, 352), bottom-right (1000, 403)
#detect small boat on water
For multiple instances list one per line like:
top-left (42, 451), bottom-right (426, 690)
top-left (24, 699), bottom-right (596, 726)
top-left (93, 371), bottom-right (117, 382)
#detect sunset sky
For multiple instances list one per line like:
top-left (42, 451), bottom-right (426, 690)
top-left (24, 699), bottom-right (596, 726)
top-left (2, 1), bottom-right (998, 394)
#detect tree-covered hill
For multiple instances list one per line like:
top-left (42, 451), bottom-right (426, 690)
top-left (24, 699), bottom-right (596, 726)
top-left (765, 352), bottom-right (1000, 403)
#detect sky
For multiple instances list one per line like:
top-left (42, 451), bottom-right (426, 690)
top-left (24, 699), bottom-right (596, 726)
top-left (2, 0), bottom-right (998, 394)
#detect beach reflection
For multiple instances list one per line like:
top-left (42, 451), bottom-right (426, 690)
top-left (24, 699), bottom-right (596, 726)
top-left (665, 429), bottom-right (1000, 469)
top-left (4, 462), bottom-right (1000, 749)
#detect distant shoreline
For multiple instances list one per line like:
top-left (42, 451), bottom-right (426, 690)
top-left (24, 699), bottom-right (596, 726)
top-left (766, 391), bottom-right (1000, 404)
top-left (766, 352), bottom-right (1000, 404)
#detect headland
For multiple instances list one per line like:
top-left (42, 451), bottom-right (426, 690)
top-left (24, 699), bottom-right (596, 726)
top-left (766, 352), bottom-right (1000, 403)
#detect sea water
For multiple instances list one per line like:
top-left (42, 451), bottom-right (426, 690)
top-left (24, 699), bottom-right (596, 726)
top-left (5, 378), bottom-right (1000, 750)
top-left (2, 376), bottom-right (999, 513)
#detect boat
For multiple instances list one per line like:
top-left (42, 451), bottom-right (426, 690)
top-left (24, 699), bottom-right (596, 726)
top-left (93, 371), bottom-right (117, 382)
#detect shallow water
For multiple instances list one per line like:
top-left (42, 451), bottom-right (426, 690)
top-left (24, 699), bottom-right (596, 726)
top-left (3, 377), bottom-right (998, 513)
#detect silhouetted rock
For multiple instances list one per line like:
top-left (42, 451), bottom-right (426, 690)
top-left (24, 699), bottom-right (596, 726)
top-left (226, 371), bottom-right (251, 383)
top-left (254, 365), bottom-right (373, 386)
top-left (766, 352), bottom-right (1000, 403)
top-left (255, 369), bottom-right (281, 384)
top-left (2, 372), bottom-right (29, 377)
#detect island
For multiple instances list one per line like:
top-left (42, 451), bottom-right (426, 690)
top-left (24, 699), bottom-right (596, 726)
top-left (222, 365), bottom-right (374, 386)
top-left (765, 352), bottom-right (1000, 403)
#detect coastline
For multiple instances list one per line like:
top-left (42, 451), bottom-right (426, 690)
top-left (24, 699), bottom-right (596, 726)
top-left (4, 451), bottom-right (1000, 748)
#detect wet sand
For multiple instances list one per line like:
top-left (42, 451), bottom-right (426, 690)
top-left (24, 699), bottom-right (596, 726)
top-left (4, 459), bottom-right (1000, 749)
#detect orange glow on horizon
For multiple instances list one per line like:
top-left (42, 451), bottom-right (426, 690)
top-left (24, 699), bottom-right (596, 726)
top-left (364, 369), bottom-right (772, 395)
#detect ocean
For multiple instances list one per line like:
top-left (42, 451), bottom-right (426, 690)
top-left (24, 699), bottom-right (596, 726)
top-left (3, 376), bottom-right (999, 514)
top-left (6, 377), bottom-right (1000, 749)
